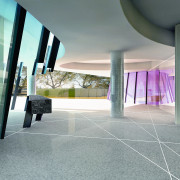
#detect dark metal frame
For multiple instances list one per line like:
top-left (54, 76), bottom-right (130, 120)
top-left (0, 5), bottom-right (26, 139)
top-left (42, 45), bottom-right (51, 74)
top-left (32, 26), bottom-right (50, 75)
top-left (125, 72), bottom-right (129, 103)
top-left (145, 71), bottom-right (148, 105)
top-left (134, 72), bottom-right (138, 104)
top-left (36, 26), bottom-right (50, 63)
top-left (48, 36), bottom-right (60, 72)
top-left (158, 71), bottom-right (162, 104)
top-left (32, 61), bottom-right (38, 76)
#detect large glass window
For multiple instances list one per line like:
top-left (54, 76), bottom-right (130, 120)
top-left (136, 71), bottom-right (146, 104)
top-left (18, 12), bottom-right (42, 68)
top-left (0, 0), bottom-right (64, 138)
top-left (0, 0), bottom-right (17, 133)
top-left (126, 72), bottom-right (136, 104)
top-left (147, 70), bottom-right (160, 105)
top-left (159, 72), bottom-right (172, 104)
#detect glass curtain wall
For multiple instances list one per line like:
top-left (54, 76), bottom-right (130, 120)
top-left (0, 0), bottom-right (17, 135)
top-left (18, 12), bottom-right (42, 67)
top-left (0, 0), bottom-right (64, 138)
top-left (126, 72), bottom-right (136, 103)
top-left (136, 71), bottom-right (147, 104)
top-left (18, 12), bottom-right (42, 96)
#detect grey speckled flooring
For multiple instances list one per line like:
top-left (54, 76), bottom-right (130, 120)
top-left (1, 103), bottom-right (180, 180)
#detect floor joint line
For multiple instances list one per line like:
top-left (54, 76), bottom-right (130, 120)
top-left (147, 105), bottom-right (172, 180)
top-left (5, 121), bottom-right (37, 139)
top-left (127, 112), bottom-right (180, 161)
top-left (80, 113), bottom-right (179, 180)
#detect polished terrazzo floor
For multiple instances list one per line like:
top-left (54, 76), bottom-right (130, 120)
top-left (1, 99), bottom-right (180, 180)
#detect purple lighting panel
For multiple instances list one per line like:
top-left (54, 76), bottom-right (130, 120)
top-left (147, 70), bottom-right (160, 105)
top-left (136, 71), bottom-right (146, 104)
top-left (169, 76), bottom-right (175, 102)
top-left (107, 69), bottom-right (175, 105)
top-left (126, 72), bottom-right (136, 104)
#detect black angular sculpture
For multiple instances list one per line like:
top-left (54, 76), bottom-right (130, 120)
top-left (23, 95), bottom-right (52, 128)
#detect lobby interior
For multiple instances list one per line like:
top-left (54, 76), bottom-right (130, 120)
top-left (1, 0), bottom-right (180, 179)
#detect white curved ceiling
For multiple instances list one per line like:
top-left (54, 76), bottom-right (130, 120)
top-left (15, 0), bottom-right (174, 75)
top-left (131, 0), bottom-right (180, 31)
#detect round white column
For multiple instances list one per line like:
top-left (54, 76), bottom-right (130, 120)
top-left (27, 66), bottom-right (36, 95)
top-left (110, 51), bottom-right (124, 118)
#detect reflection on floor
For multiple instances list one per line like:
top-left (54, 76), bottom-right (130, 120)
top-left (1, 99), bottom-right (179, 180)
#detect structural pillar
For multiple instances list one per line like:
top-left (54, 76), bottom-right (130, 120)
top-left (175, 24), bottom-right (180, 124)
top-left (110, 51), bottom-right (124, 118)
top-left (27, 66), bottom-right (36, 95)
